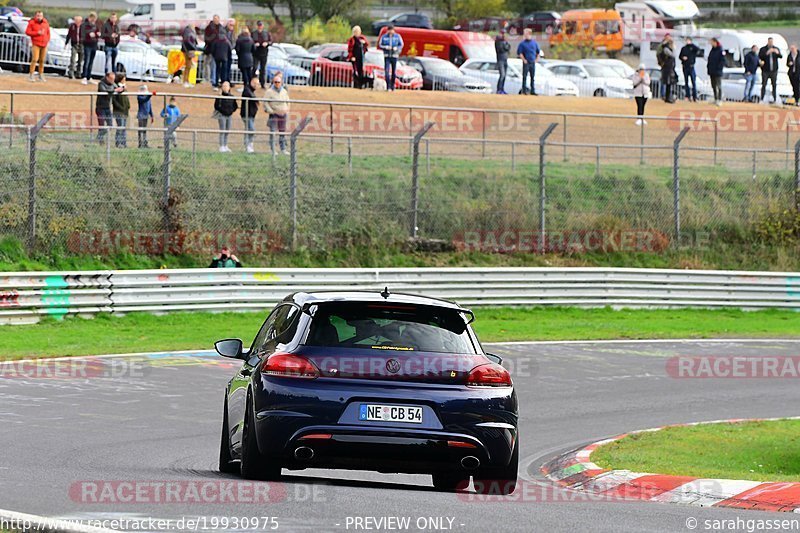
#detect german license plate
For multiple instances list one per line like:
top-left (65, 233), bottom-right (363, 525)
top-left (359, 404), bottom-right (423, 424)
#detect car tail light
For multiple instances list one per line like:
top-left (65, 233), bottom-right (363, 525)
top-left (299, 433), bottom-right (332, 440)
top-left (466, 363), bottom-right (512, 387)
top-left (261, 353), bottom-right (320, 379)
top-left (447, 440), bottom-right (477, 448)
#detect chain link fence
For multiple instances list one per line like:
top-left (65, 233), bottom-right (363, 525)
top-left (1, 109), bottom-right (799, 258)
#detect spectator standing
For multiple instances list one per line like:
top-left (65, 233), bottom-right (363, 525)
top-left (101, 13), bottom-right (120, 74)
top-left (707, 37), bottom-right (725, 106)
top-left (517, 29), bottom-right (540, 95)
top-left (253, 20), bottom-right (272, 89)
top-left (67, 15), bottom-right (83, 80)
top-left (209, 247), bottom-right (242, 268)
top-left (160, 97), bottom-right (180, 147)
top-left (759, 37), bottom-right (782, 104)
top-left (224, 20), bottom-right (236, 83)
top-left (112, 73), bottom-right (130, 148)
top-left (378, 25), bottom-right (404, 91)
top-left (235, 27), bottom-right (255, 88)
top-left (679, 36), bottom-right (699, 102)
top-left (494, 29), bottom-right (510, 94)
top-left (25, 11), bottom-right (50, 82)
top-left (265, 73), bottom-right (290, 155)
top-left (240, 77), bottom-right (259, 153)
top-left (347, 26), bottom-right (369, 89)
top-left (631, 64), bottom-right (651, 125)
top-left (743, 45), bottom-right (759, 102)
top-left (214, 81), bottom-right (238, 152)
top-left (657, 34), bottom-right (676, 103)
top-left (213, 21), bottom-right (234, 85)
top-left (136, 84), bottom-right (154, 148)
top-left (788, 45), bottom-right (800, 106)
top-left (96, 71), bottom-right (121, 143)
top-left (81, 13), bottom-right (99, 84)
top-left (204, 15), bottom-right (221, 88)
top-left (181, 23), bottom-right (198, 88)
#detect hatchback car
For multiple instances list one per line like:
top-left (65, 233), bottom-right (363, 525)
top-left (216, 290), bottom-right (519, 494)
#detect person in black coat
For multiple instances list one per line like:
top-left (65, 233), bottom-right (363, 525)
top-left (213, 24), bottom-right (233, 84)
top-left (786, 44), bottom-right (799, 106)
top-left (235, 27), bottom-right (255, 88)
top-left (743, 45), bottom-right (759, 102)
top-left (679, 37), bottom-right (700, 102)
top-left (658, 35), bottom-right (676, 103)
top-left (707, 38), bottom-right (725, 105)
top-left (253, 21), bottom-right (272, 88)
top-left (240, 77), bottom-right (259, 153)
top-left (214, 81), bottom-right (238, 151)
top-left (759, 37), bottom-right (782, 103)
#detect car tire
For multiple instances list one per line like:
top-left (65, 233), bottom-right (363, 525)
top-left (473, 438), bottom-right (519, 496)
top-left (240, 394), bottom-right (281, 481)
top-left (593, 88), bottom-right (606, 97)
top-left (218, 396), bottom-right (239, 474)
top-left (431, 472), bottom-right (470, 492)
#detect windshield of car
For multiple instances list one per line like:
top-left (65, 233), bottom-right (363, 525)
top-left (584, 64), bottom-right (622, 78)
top-left (463, 44), bottom-right (495, 60)
top-left (281, 44), bottom-right (307, 56)
top-left (305, 303), bottom-right (477, 354)
top-left (425, 60), bottom-right (461, 76)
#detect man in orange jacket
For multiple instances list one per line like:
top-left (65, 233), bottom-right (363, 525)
top-left (25, 10), bottom-right (51, 82)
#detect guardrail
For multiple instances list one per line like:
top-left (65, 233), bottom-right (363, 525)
top-left (1, 267), bottom-right (799, 324)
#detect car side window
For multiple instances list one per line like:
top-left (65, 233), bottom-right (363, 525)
top-left (249, 307), bottom-right (281, 354)
top-left (262, 305), bottom-right (301, 353)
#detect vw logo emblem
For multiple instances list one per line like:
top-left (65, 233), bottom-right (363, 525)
top-left (386, 359), bottom-right (401, 374)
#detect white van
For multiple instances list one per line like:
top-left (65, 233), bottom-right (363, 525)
top-left (119, 0), bottom-right (231, 34)
top-left (616, 0), bottom-right (699, 51)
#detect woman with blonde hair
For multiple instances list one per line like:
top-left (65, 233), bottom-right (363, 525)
top-left (347, 25), bottom-right (369, 89)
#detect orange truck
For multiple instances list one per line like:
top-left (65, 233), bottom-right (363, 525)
top-left (548, 9), bottom-right (624, 56)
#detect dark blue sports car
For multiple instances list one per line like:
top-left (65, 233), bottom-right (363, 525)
top-left (216, 290), bottom-right (519, 494)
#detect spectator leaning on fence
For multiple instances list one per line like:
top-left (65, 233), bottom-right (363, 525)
top-left (679, 36), bottom-right (699, 102)
top-left (235, 27), bottom-right (256, 89)
top-left (112, 73), bottom-right (130, 148)
top-left (347, 26), bottom-right (369, 90)
top-left (204, 15), bottom-right (221, 89)
top-left (707, 37), bottom-right (725, 106)
top-left (136, 85), bottom-right (154, 148)
top-left (265, 73), bottom-right (290, 156)
top-left (241, 77), bottom-right (259, 153)
top-left (181, 23), bottom-right (198, 88)
top-left (631, 64), bottom-right (651, 126)
top-left (81, 13), bottom-right (99, 84)
top-left (494, 29), bottom-right (510, 94)
top-left (101, 13), bottom-right (121, 74)
top-left (788, 45), bottom-right (800, 106)
top-left (25, 11), bottom-right (50, 82)
top-left (96, 71), bottom-right (122, 143)
top-left (517, 29), bottom-right (540, 96)
top-left (160, 97), bottom-right (180, 147)
top-left (214, 81), bottom-right (238, 152)
top-left (67, 15), bottom-right (83, 80)
top-left (379, 25), bottom-right (403, 91)
top-left (253, 21), bottom-right (272, 89)
top-left (744, 45), bottom-right (759, 103)
top-left (759, 37), bottom-right (782, 104)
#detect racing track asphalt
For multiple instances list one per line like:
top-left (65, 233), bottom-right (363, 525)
top-left (1, 340), bottom-right (799, 533)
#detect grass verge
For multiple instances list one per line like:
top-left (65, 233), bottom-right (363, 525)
top-left (592, 419), bottom-right (800, 482)
top-left (0, 307), bottom-right (799, 360)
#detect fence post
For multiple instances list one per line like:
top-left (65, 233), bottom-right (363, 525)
top-left (751, 150), bottom-right (757, 180)
top-left (410, 122), bottom-right (436, 239)
top-left (481, 111), bottom-right (486, 158)
top-left (290, 116), bottom-right (313, 250)
top-left (673, 127), bottom-right (690, 246)
top-left (8, 92), bottom-right (13, 148)
top-left (27, 113), bottom-right (54, 253)
top-left (639, 118), bottom-right (645, 165)
top-left (347, 136), bottom-right (352, 176)
top-left (595, 145), bottom-right (601, 177)
top-left (329, 103), bottom-right (334, 154)
top-left (162, 114), bottom-right (188, 231)
top-left (794, 138), bottom-right (800, 212)
top-left (786, 121), bottom-right (791, 170)
top-left (426, 138), bottom-right (430, 175)
top-left (538, 123), bottom-right (559, 253)
top-left (511, 142), bottom-right (516, 172)
top-left (561, 114), bottom-right (567, 162)
top-left (713, 119), bottom-right (718, 166)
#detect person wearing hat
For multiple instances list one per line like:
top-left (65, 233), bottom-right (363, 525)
top-left (136, 84), bottom-right (154, 148)
top-left (494, 28), bottom-right (510, 94)
top-left (253, 20), bottom-right (272, 89)
top-left (631, 64), bottom-right (652, 126)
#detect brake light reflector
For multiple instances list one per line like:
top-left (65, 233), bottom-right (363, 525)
top-left (447, 440), bottom-right (477, 448)
top-left (261, 353), bottom-right (320, 379)
top-left (300, 433), bottom-right (332, 440)
top-left (466, 363), bottom-right (512, 387)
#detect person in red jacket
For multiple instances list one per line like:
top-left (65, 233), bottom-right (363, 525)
top-left (347, 25), bottom-right (369, 89)
top-left (25, 11), bottom-right (51, 82)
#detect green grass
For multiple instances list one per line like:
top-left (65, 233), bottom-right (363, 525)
top-left (593, 419), bottom-right (800, 482)
top-left (699, 20), bottom-right (798, 29)
top-left (1, 307), bottom-right (799, 360)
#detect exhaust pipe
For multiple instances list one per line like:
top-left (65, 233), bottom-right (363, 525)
top-left (461, 456), bottom-right (480, 470)
top-left (294, 446), bottom-right (314, 461)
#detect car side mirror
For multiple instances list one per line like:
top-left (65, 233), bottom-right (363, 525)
top-left (215, 338), bottom-right (243, 359)
top-left (485, 352), bottom-right (503, 365)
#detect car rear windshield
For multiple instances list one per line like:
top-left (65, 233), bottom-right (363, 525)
top-left (305, 302), bottom-right (477, 354)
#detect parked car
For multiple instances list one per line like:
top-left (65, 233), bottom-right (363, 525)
top-left (720, 67), bottom-right (793, 104)
top-left (402, 55), bottom-right (491, 93)
top-left (215, 290), bottom-right (519, 495)
top-left (460, 57), bottom-right (579, 97)
top-left (453, 17), bottom-right (514, 34)
top-left (0, 7), bottom-right (23, 17)
top-left (273, 43), bottom-right (317, 71)
top-left (544, 60), bottom-right (633, 98)
top-left (310, 45), bottom-right (422, 89)
top-left (519, 12), bottom-right (561, 34)
top-left (0, 16), bottom-right (70, 73)
top-left (89, 37), bottom-right (170, 81)
top-left (372, 12), bottom-right (433, 35)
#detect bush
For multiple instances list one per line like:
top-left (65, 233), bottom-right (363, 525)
top-left (755, 208), bottom-right (800, 245)
top-left (298, 16), bottom-right (351, 47)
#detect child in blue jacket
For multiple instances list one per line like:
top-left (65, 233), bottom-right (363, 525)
top-left (160, 96), bottom-right (181, 146)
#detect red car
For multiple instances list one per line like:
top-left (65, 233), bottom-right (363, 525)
top-left (310, 45), bottom-right (422, 90)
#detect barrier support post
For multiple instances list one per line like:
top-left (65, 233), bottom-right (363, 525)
top-left (673, 127), bottom-right (690, 245)
top-left (538, 123), bottom-right (558, 253)
top-left (410, 122), bottom-right (435, 239)
top-left (290, 116), bottom-right (313, 250)
top-left (27, 113), bottom-right (54, 253)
